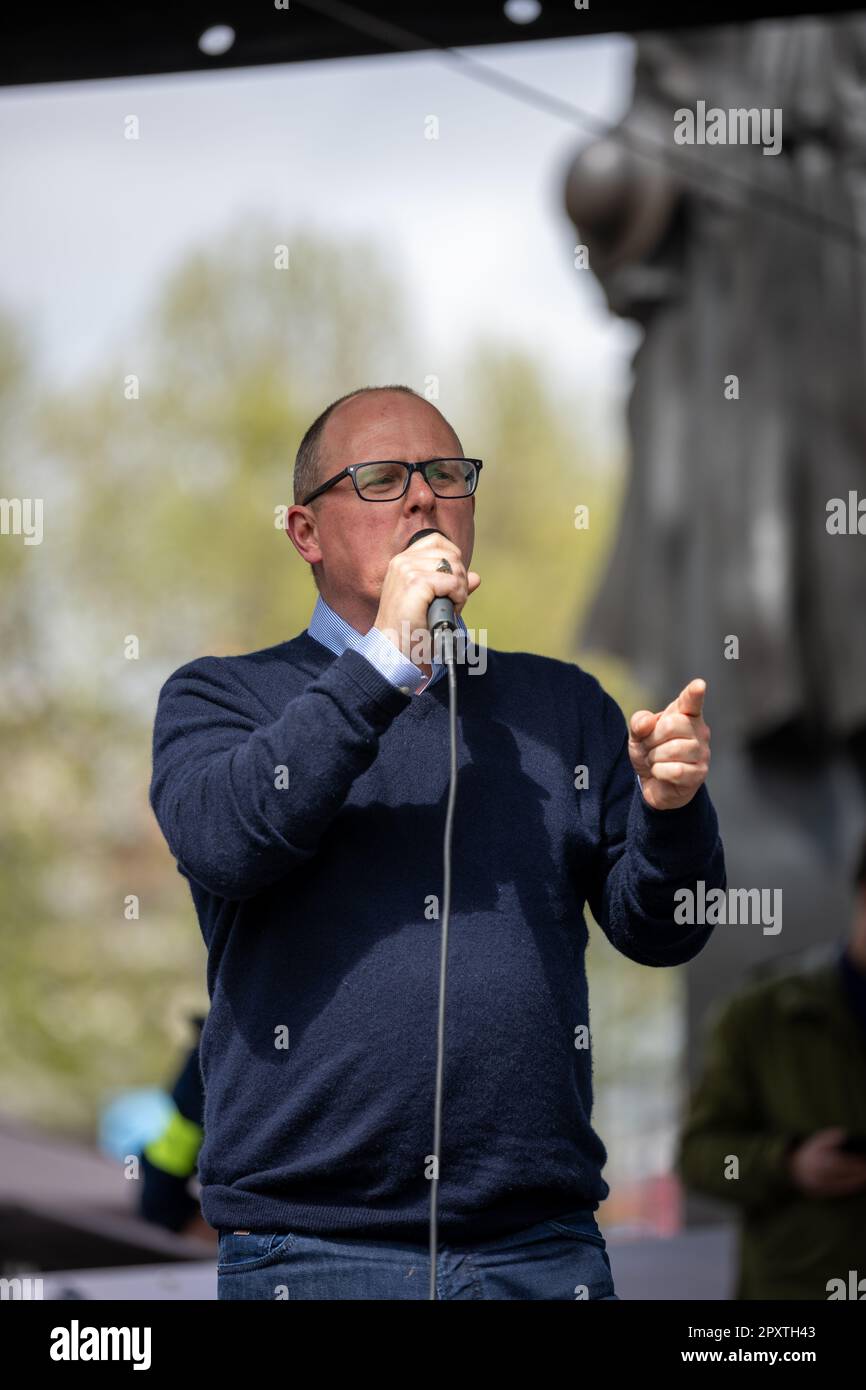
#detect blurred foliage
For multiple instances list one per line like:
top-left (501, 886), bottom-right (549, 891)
top-left (0, 218), bottom-right (672, 1185)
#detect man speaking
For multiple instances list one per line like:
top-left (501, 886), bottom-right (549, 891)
top-left (149, 384), bottom-right (726, 1300)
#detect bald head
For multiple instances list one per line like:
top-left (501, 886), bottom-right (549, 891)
top-left (319, 389), bottom-right (462, 490)
top-left (293, 385), bottom-right (462, 507)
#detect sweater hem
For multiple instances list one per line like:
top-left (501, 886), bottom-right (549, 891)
top-left (201, 1186), bottom-right (604, 1245)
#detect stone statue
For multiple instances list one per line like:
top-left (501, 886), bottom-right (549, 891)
top-left (563, 16), bottom-right (866, 1223)
top-left (564, 17), bottom-right (866, 771)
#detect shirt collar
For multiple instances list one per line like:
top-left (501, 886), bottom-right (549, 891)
top-left (307, 593), bottom-right (468, 680)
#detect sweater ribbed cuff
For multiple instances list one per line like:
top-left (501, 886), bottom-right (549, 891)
top-left (335, 646), bottom-right (412, 716)
top-left (629, 780), bottom-right (716, 860)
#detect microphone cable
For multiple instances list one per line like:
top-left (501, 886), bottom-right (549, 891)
top-left (400, 524), bottom-right (461, 1301)
top-left (428, 619), bottom-right (458, 1301)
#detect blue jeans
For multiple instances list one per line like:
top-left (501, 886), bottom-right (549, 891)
top-left (216, 1207), bottom-right (620, 1300)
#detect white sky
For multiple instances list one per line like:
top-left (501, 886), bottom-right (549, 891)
top-left (0, 32), bottom-right (639, 448)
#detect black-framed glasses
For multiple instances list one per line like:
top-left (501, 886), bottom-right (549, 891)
top-left (301, 457), bottom-right (483, 505)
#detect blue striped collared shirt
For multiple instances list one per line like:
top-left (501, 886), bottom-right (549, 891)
top-left (307, 593), bottom-right (469, 696)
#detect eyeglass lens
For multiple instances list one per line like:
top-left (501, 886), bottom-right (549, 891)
top-left (355, 459), bottom-right (476, 499)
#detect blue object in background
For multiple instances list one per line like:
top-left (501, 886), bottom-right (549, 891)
top-left (98, 1087), bottom-right (173, 1163)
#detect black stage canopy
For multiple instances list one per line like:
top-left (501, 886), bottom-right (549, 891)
top-left (3, 1), bottom-right (864, 88)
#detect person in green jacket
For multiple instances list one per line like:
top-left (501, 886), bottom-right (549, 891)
top-left (677, 843), bottom-right (866, 1300)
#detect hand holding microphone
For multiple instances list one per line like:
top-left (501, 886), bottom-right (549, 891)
top-left (372, 529), bottom-right (481, 662)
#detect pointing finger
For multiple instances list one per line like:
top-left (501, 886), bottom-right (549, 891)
top-left (676, 678), bottom-right (706, 720)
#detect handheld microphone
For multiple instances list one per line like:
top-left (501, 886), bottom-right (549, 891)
top-left (403, 528), bottom-right (457, 634)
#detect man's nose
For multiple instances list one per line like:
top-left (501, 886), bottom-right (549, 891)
top-left (404, 469), bottom-right (437, 508)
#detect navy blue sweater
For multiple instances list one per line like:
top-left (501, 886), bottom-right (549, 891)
top-left (149, 629), bottom-right (726, 1242)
